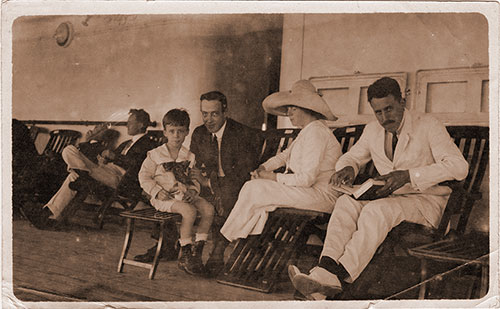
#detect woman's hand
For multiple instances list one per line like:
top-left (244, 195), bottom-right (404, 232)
top-left (253, 170), bottom-right (277, 181)
top-left (250, 165), bottom-right (266, 180)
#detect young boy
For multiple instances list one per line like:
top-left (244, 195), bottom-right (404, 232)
top-left (138, 109), bottom-right (215, 275)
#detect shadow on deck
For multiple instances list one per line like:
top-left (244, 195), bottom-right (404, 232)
top-left (10, 205), bottom-right (487, 304)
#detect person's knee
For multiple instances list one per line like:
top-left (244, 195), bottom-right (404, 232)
top-left (201, 200), bottom-right (215, 217)
top-left (62, 145), bottom-right (79, 160)
top-left (359, 201), bottom-right (398, 226)
top-left (178, 203), bottom-right (197, 222)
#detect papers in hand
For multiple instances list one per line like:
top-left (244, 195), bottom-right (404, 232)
top-left (332, 178), bottom-right (387, 200)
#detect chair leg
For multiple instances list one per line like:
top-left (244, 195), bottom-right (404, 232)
top-left (479, 264), bottom-right (488, 298)
top-left (149, 221), bottom-right (165, 280)
top-left (418, 259), bottom-right (428, 299)
top-left (95, 196), bottom-right (115, 229)
top-left (118, 218), bottom-right (134, 273)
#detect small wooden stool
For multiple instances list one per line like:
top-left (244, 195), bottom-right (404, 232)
top-left (117, 208), bottom-right (181, 279)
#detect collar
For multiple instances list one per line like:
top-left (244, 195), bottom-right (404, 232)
top-left (131, 132), bottom-right (146, 144)
top-left (386, 109), bottom-right (407, 136)
top-left (213, 120), bottom-right (227, 139)
top-left (395, 110), bottom-right (406, 135)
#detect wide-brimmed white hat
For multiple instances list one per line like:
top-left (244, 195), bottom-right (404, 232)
top-left (262, 80), bottom-right (338, 121)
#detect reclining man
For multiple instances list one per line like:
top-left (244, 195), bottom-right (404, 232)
top-left (22, 109), bottom-right (157, 229)
top-left (288, 77), bottom-right (469, 300)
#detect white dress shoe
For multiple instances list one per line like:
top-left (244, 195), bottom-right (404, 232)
top-left (291, 266), bottom-right (342, 299)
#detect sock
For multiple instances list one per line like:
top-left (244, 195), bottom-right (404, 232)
top-left (195, 233), bottom-right (208, 242)
top-left (179, 238), bottom-right (193, 247)
top-left (318, 256), bottom-right (350, 281)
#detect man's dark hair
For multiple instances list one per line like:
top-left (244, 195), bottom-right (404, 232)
top-left (129, 109), bottom-right (151, 131)
top-left (367, 77), bottom-right (402, 103)
top-left (200, 91), bottom-right (227, 112)
top-left (163, 109), bottom-right (190, 129)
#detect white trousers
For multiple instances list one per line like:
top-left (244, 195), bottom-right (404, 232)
top-left (220, 179), bottom-right (338, 242)
top-left (45, 145), bottom-right (125, 219)
top-left (321, 193), bottom-right (448, 282)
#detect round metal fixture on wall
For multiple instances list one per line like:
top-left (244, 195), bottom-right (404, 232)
top-left (54, 22), bottom-right (74, 47)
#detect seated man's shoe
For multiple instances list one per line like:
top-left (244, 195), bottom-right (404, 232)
top-left (20, 201), bottom-right (53, 230)
top-left (289, 265), bottom-right (342, 299)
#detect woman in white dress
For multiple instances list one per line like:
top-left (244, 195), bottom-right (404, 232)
top-left (220, 80), bottom-right (343, 242)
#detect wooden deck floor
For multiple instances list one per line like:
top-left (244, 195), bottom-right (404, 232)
top-left (12, 211), bottom-right (299, 304)
top-left (10, 206), bottom-right (486, 306)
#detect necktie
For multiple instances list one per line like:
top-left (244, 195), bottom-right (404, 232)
top-left (391, 133), bottom-right (398, 160)
top-left (212, 134), bottom-right (225, 177)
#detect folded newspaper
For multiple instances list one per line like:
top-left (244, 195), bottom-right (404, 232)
top-left (332, 178), bottom-right (388, 200)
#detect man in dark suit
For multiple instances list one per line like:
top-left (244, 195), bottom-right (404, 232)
top-left (22, 109), bottom-right (157, 229)
top-left (189, 91), bottom-right (263, 275)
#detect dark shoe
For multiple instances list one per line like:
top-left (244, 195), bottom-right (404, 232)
top-left (190, 241), bottom-right (206, 274)
top-left (178, 244), bottom-right (204, 276)
top-left (204, 254), bottom-right (225, 278)
top-left (20, 201), bottom-right (52, 230)
top-left (134, 244), bottom-right (178, 263)
top-left (68, 170), bottom-right (92, 192)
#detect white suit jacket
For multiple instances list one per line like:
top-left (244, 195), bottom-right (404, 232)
top-left (336, 110), bottom-right (469, 225)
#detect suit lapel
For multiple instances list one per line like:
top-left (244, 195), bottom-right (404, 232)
top-left (374, 125), bottom-right (390, 163)
top-left (393, 110), bottom-right (412, 164)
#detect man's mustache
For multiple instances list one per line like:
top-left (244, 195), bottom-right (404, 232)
top-left (382, 120), bottom-right (395, 126)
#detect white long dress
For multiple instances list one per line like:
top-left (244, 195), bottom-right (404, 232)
top-left (220, 120), bottom-right (343, 241)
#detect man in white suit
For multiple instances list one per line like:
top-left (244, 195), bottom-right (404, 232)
top-left (288, 77), bottom-right (469, 300)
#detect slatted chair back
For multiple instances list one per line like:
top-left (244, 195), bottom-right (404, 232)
top-left (436, 126), bottom-right (489, 236)
top-left (42, 129), bottom-right (82, 156)
top-left (258, 128), bottom-right (300, 164)
top-left (28, 125), bottom-right (43, 142)
top-left (259, 124), bottom-right (368, 165)
top-left (332, 124), bottom-right (365, 154)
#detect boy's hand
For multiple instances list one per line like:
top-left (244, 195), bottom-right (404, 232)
top-left (190, 168), bottom-right (209, 187)
top-left (156, 189), bottom-right (174, 201)
top-left (182, 189), bottom-right (198, 203)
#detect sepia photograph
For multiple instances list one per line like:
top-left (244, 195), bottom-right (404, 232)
top-left (2, 1), bottom-right (498, 308)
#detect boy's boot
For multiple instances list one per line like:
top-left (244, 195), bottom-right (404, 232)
top-left (190, 241), bottom-right (206, 274)
top-left (178, 244), bottom-right (204, 276)
top-left (178, 244), bottom-right (192, 273)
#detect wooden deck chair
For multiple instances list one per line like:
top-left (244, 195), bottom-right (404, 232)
top-left (406, 126), bottom-right (489, 299)
top-left (42, 129), bottom-right (82, 157)
top-left (217, 125), bottom-right (366, 293)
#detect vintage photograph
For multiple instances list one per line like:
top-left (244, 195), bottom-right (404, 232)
top-left (3, 1), bottom-right (498, 307)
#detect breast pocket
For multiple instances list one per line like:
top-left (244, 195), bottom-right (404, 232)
top-left (398, 138), bottom-right (433, 168)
